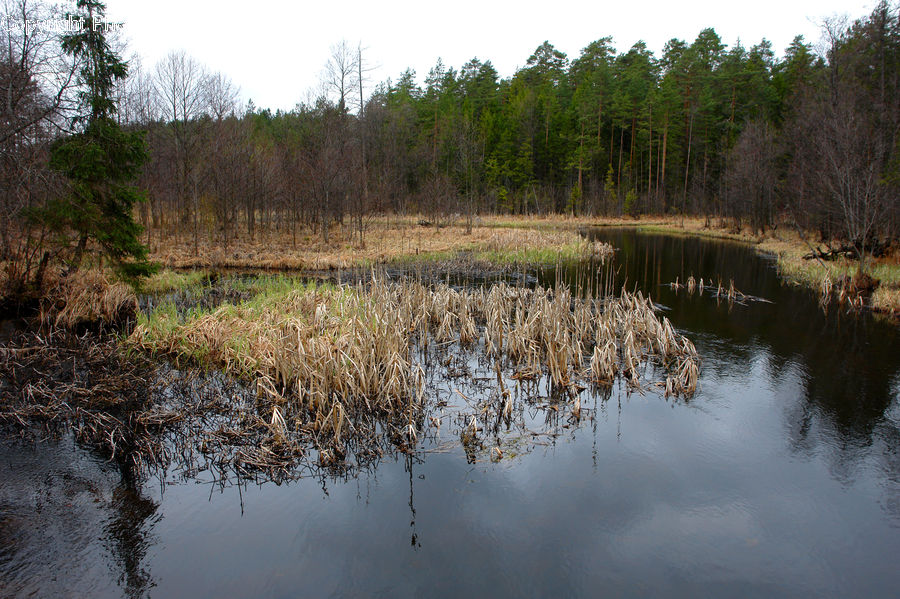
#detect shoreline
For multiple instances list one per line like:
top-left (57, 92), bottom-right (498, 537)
top-left (140, 214), bottom-right (899, 318)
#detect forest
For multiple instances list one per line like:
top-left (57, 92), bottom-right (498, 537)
top-left (1, 0), bottom-right (899, 287)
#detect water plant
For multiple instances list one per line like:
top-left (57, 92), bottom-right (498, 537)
top-left (130, 273), bottom-right (701, 458)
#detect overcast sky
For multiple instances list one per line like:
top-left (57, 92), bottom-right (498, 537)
top-left (105, 0), bottom-right (875, 112)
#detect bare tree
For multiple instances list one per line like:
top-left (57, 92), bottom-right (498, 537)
top-left (206, 71), bottom-right (239, 120)
top-left (0, 0), bottom-right (76, 289)
top-left (723, 120), bottom-right (776, 234)
top-left (153, 50), bottom-right (209, 251)
top-left (324, 39), bottom-right (358, 114)
top-left (789, 11), bottom-right (899, 267)
top-left (352, 42), bottom-right (377, 244)
top-left (0, 0), bottom-right (76, 144)
top-left (802, 90), bottom-right (893, 264)
top-left (203, 71), bottom-right (240, 245)
top-left (117, 55), bottom-right (157, 125)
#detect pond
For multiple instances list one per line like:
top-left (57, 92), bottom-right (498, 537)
top-left (2, 228), bottom-right (899, 598)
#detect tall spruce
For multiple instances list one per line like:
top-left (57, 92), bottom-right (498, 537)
top-left (38, 0), bottom-right (155, 278)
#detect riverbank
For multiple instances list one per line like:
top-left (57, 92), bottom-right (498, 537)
top-left (597, 216), bottom-right (899, 318)
top-left (142, 214), bottom-right (899, 316)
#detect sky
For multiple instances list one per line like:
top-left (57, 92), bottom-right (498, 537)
top-left (103, 0), bottom-right (877, 112)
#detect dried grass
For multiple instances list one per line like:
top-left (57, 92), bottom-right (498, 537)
top-left (131, 274), bottom-right (701, 452)
top-left (0, 330), bottom-right (164, 471)
top-left (149, 219), bottom-right (613, 271)
top-left (45, 270), bottom-right (137, 332)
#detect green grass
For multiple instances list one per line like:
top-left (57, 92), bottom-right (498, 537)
top-left (775, 256), bottom-right (900, 289)
top-left (136, 275), bottom-right (339, 334)
top-left (142, 269), bottom-right (209, 294)
top-left (474, 245), bottom-right (585, 264)
top-left (872, 262), bottom-right (900, 287)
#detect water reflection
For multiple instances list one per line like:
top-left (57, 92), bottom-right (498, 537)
top-left (3, 228), bottom-right (900, 597)
top-left (104, 483), bottom-right (158, 598)
top-left (587, 227), bottom-right (900, 489)
top-left (0, 436), bottom-right (159, 598)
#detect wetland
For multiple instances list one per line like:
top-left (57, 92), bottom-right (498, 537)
top-left (2, 228), bottom-right (900, 598)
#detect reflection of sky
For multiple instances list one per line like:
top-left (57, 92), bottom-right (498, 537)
top-left (141, 336), bottom-right (900, 597)
top-left (888, 374), bottom-right (900, 425)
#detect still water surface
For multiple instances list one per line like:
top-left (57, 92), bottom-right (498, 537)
top-left (2, 228), bottom-right (899, 598)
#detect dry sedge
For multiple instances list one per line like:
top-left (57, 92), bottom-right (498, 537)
top-left (131, 274), bottom-right (701, 451)
top-left (150, 220), bottom-right (611, 271)
top-left (47, 270), bottom-right (137, 331)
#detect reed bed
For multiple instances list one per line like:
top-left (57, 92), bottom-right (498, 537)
top-left (130, 275), bottom-right (700, 456)
top-left (2, 265), bottom-right (702, 478)
top-left (150, 222), bottom-right (613, 271)
top-left (44, 270), bottom-right (138, 332)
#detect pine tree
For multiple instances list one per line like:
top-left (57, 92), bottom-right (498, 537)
top-left (35, 0), bottom-right (155, 279)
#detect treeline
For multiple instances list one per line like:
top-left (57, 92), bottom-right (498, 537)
top-left (2, 0), bottom-right (899, 270)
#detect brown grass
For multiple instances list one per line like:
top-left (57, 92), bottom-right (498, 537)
top-left (44, 270), bottom-right (137, 331)
top-left (130, 275), bottom-right (701, 452)
top-left (147, 217), bottom-right (609, 270)
top-left (0, 330), bottom-right (164, 470)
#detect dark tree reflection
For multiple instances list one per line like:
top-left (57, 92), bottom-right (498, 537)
top-left (586, 228), bottom-right (900, 486)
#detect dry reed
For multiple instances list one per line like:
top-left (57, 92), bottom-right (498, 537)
top-left (131, 274), bottom-right (701, 455)
top-left (45, 270), bottom-right (137, 332)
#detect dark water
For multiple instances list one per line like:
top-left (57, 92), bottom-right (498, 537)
top-left (3, 229), bottom-right (900, 598)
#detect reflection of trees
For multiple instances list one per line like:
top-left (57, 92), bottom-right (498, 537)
top-left (100, 454), bottom-right (160, 598)
top-left (0, 437), bottom-right (160, 597)
top-left (104, 480), bottom-right (158, 599)
top-left (589, 229), bottom-right (900, 487)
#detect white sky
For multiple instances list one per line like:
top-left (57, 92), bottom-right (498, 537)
top-left (104, 0), bottom-right (875, 112)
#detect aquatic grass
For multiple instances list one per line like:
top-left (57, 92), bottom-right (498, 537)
top-left (142, 269), bottom-right (208, 294)
top-left (47, 270), bottom-right (137, 332)
top-left (129, 273), bottom-right (701, 455)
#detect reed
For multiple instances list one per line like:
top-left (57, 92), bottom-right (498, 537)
top-left (130, 272), bottom-right (701, 454)
top-left (46, 270), bottom-right (137, 332)
top-left (151, 220), bottom-right (614, 272)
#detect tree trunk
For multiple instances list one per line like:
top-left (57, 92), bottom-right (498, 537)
top-left (682, 110), bottom-right (694, 227)
top-left (661, 118), bottom-right (669, 212)
top-left (69, 235), bottom-right (89, 274)
top-left (648, 102), bottom-right (653, 203)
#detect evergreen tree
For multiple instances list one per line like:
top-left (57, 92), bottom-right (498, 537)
top-left (36, 0), bottom-right (155, 279)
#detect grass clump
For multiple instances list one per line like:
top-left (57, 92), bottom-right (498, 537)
top-left (129, 273), bottom-right (701, 458)
top-left (474, 228), bottom-right (613, 265)
top-left (142, 268), bottom-right (208, 294)
top-left (42, 270), bottom-right (137, 333)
